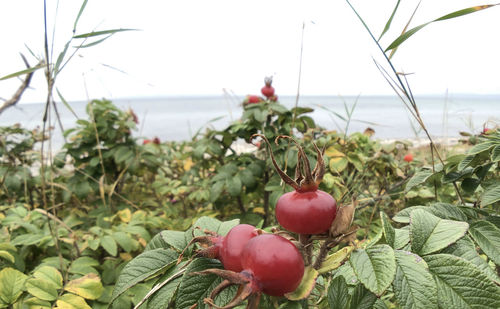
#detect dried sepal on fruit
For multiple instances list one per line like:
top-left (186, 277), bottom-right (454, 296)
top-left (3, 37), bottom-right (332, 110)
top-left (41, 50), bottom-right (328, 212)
top-left (252, 134), bottom-right (337, 235)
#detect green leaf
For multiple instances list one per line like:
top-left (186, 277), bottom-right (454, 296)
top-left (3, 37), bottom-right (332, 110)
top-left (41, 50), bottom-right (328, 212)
top-left (491, 145), bottom-right (500, 162)
top-left (392, 250), bottom-right (437, 309)
top-left (468, 141), bottom-right (496, 155)
top-left (393, 204), bottom-right (467, 223)
top-left (380, 212), bottom-right (396, 248)
top-left (0, 250), bottom-right (15, 264)
top-left (33, 266), bottom-right (63, 289)
top-left (385, 5), bottom-right (498, 52)
top-left (0, 267), bottom-right (28, 305)
top-left (26, 278), bottom-right (58, 301)
top-left (285, 266), bottom-right (318, 301)
top-left (405, 170), bottom-right (433, 192)
top-left (146, 264), bottom-right (185, 309)
top-left (73, 28), bottom-right (137, 39)
top-left (23, 297), bottom-right (51, 308)
top-left (111, 248), bottom-right (178, 305)
top-left (56, 89), bottom-right (79, 119)
top-left (64, 273), bottom-right (103, 300)
top-left (378, 0), bottom-right (401, 41)
top-left (101, 235), bottom-right (118, 256)
top-left (327, 276), bottom-right (349, 309)
top-left (73, 0), bottom-right (88, 32)
top-left (468, 220), bottom-right (500, 265)
top-left (226, 175), bottom-right (242, 197)
top-left (160, 230), bottom-right (189, 252)
top-left (112, 232), bottom-right (134, 253)
top-left (410, 209), bottom-right (468, 256)
top-left (394, 227), bottom-right (410, 250)
top-left (175, 258), bottom-right (223, 309)
top-left (442, 236), bottom-right (500, 284)
top-left (56, 293), bottom-right (91, 309)
top-left (458, 154), bottom-right (475, 171)
top-left (239, 169), bottom-right (256, 188)
top-left (481, 183), bottom-right (500, 207)
top-left (349, 244), bottom-right (396, 296)
top-left (350, 283), bottom-right (377, 309)
top-left (424, 254), bottom-right (500, 308)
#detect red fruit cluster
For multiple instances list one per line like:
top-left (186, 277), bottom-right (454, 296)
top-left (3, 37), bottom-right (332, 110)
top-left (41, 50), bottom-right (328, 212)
top-left (143, 137), bottom-right (161, 145)
top-left (242, 77), bottom-right (278, 106)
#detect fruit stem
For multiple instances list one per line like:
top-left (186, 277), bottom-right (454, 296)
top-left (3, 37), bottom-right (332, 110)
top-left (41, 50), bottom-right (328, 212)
top-left (299, 234), bottom-right (313, 266)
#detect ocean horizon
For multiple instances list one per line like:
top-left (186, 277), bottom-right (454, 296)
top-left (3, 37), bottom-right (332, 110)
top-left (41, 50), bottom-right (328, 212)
top-left (1, 94), bottom-right (499, 149)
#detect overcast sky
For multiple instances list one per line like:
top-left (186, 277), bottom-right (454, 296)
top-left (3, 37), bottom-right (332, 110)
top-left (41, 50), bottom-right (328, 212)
top-left (0, 0), bottom-right (499, 103)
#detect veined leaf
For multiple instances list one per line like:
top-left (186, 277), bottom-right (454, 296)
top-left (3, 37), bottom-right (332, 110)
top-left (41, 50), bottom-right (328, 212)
top-left (468, 220), bottom-right (500, 265)
top-left (327, 276), bottom-right (349, 309)
top-left (56, 293), bottom-right (91, 309)
top-left (424, 254), bottom-right (500, 308)
top-left (0, 267), bottom-right (28, 305)
top-left (285, 267), bottom-right (318, 301)
top-left (64, 273), bottom-right (103, 300)
top-left (110, 248), bottom-right (178, 305)
top-left (405, 170), bottom-right (433, 192)
top-left (480, 183), bottom-right (500, 207)
top-left (385, 4), bottom-right (498, 52)
top-left (349, 244), bottom-right (396, 296)
top-left (392, 250), bottom-right (437, 309)
top-left (380, 212), bottom-right (396, 248)
top-left (410, 209), bottom-right (468, 256)
top-left (350, 283), bottom-right (377, 309)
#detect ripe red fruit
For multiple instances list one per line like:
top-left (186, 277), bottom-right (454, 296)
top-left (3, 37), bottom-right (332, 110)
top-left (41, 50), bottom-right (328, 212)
top-left (246, 95), bottom-right (263, 104)
top-left (143, 139), bottom-right (151, 145)
top-left (218, 224), bottom-right (259, 272)
top-left (404, 153), bottom-right (413, 162)
top-left (276, 190), bottom-right (337, 234)
top-left (153, 137), bottom-right (161, 145)
top-left (261, 77), bottom-right (275, 98)
top-left (253, 134), bottom-right (337, 234)
top-left (241, 234), bottom-right (304, 296)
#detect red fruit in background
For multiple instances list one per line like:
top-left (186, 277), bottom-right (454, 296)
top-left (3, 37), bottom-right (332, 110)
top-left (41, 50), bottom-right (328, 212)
top-left (219, 224), bottom-right (259, 272)
top-left (143, 139), bottom-right (151, 145)
top-left (245, 95), bottom-right (263, 104)
top-left (276, 189), bottom-right (337, 234)
top-left (261, 77), bottom-right (275, 98)
top-left (404, 154), bottom-right (413, 162)
top-left (153, 137), bottom-right (161, 145)
top-left (269, 95), bottom-right (278, 102)
top-left (482, 128), bottom-right (491, 134)
top-left (241, 234), bottom-right (304, 296)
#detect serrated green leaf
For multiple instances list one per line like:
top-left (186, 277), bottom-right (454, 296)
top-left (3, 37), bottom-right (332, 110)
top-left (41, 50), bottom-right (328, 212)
top-left (175, 258), bottom-right (223, 309)
top-left (442, 236), bottom-right (500, 284)
top-left (468, 220), bottom-right (500, 265)
top-left (146, 264), bottom-right (185, 309)
top-left (0, 267), bottom-right (28, 305)
top-left (393, 250), bottom-right (437, 309)
top-left (64, 273), bottom-right (103, 300)
top-left (226, 176), bottom-right (242, 197)
top-left (394, 227), bottom-right (410, 250)
top-left (33, 266), bottom-right (63, 289)
top-left (26, 278), bottom-right (58, 301)
top-left (285, 266), bottom-right (318, 301)
top-left (405, 170), bottom-right (433, 192)
top-left (350, 283), bottom-right (377, 309)
top-left (380, 212), bottom-right (396, 248)
top-left (327, 276), bottom-right (349, 309)
top-left (491, 145), bottom-right (500, 162)
top-left (216, 219), bottom-right (240, 236)
top-left (468, 141), bottom-right (496, 155)
top-left (333, 264), bottom-right (359, 286)
top-left (101, 235), bottom-right (117, 256)
top-left (480, 183), bottom-right (500, 207)
top-left (410, 209), bottom-right (468, 256)
top-left (458, 154), bottom-right (475, 171)
top-left (424, 254), bottom-right (500, 308)
top-left (111, 248), bottom-right (178, 305)
top-left (112, 232), bottom-right (134, 253)
top-left (160, 230), bottom-right (188, 252)
top-left (349, 244), bottom-right (396, 296)
top-left (56, 293), bottom-right (91, 309)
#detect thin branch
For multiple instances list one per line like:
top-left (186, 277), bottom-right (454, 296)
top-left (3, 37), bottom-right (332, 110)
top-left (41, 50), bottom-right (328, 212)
top-left (0, 55), bottom-right (38, 115)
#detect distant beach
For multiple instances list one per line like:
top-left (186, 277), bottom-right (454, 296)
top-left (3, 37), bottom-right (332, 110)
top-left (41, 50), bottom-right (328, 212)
top-left (1, 95), bottom-right (498, 149)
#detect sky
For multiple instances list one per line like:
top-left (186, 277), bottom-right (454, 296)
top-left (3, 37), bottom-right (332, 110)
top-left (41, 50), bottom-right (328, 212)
top-left (0, 0), bottom-right (499, 103)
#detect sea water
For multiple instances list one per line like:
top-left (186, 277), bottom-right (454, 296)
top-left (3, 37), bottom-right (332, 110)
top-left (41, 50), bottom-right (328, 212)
top-left (0, 95), bottom-right (498, 149)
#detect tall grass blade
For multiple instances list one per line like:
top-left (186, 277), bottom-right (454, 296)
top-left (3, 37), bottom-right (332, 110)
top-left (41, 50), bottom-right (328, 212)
top-left (76, 34), bottom-right (114, 48)
top-left (378, 0), bottom-right (401, 41)
top-left (56, 88), bottom-right (79, 119)
top-left (73, 28), bottom-right (137, 39)
top-left (54, 41), bottom-right (70, 76)
top-left (388, 1), bottom-right (421, 59)
top-left (385, 4), bottom-right (498, 52)
top-left (73, 0), bottom-right (88, 32)
top-left (0, 65), bottom-right (44, 81)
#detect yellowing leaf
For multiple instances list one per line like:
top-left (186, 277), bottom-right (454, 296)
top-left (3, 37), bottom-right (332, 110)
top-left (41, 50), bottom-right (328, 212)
top-left (252, 207), bottom-right (265, 215)
top-left (0, 250), bottom-right (15, 264)
top-left (183, 157), bottom-right (194, 171)
top-left (329, 157), bottom-right (349, 174)
top-left (119, 253), bottom-right (133, 261)
top-left (55, 293), bottom-right (91, 309)
top-left (0, 267), bottom-right (28, 305)
top-left (64, 274), bottom-right (103, 300)
top-left (325, 146), bottom-right (346, 158)
top-left (285, 267), bottom-right (318, 301)
top-left (33, 266), bottom-right (63, 289)
top-left (116, 208), bottom-right (132, 223)
top-left (318, 246), bottom-right (354, 274)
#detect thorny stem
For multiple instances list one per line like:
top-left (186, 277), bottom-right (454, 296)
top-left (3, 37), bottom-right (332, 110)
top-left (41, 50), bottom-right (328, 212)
top-left (299, 234), bottom-right (313, 266)
top-left (312, 228), bottom-right (358, 270)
